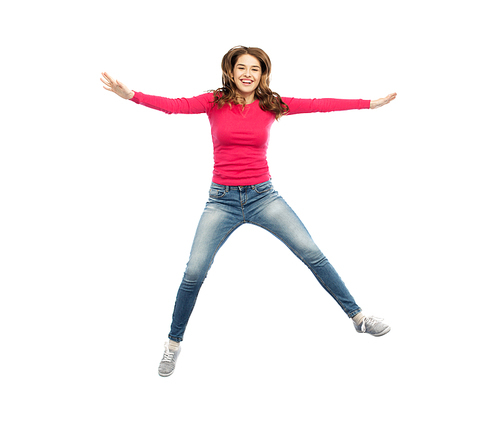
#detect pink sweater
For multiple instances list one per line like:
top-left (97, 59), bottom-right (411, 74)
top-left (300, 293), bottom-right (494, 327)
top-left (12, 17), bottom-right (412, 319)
top-left (130, 92), bottom-right (370, 185)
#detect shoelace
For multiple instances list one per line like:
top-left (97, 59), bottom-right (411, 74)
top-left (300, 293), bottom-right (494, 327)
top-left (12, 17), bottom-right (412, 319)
top-left (360, 316), bottom-right (384, 333)
top-left (161, 350), bottom-right (174, 363)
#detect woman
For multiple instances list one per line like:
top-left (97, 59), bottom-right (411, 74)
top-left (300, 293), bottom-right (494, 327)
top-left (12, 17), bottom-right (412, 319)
top-left (101, 46), bottom-right (397, 377)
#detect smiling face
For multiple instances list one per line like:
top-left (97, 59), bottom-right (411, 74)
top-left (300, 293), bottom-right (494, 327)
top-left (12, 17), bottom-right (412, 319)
top-left (232, 54), bottom-right (262, 103)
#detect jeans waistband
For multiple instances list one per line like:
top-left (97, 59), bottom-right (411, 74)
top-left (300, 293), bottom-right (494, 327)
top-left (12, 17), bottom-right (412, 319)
top-left (211, 179), bottom-right (272, 191)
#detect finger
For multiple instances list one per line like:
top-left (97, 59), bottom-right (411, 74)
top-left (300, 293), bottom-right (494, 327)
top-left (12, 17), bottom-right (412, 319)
top-left (103, 72), bottom-right (116, 85)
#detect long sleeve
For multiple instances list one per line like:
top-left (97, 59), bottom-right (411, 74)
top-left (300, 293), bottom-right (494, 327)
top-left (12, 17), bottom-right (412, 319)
top-left (129, 91), bottom-right (213, 114)
top-left (283, 97), bottom-right (370, 115)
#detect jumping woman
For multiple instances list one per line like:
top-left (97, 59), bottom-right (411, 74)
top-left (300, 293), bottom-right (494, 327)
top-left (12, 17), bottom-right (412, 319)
top-left (101, 45), bottom-right (397, 377)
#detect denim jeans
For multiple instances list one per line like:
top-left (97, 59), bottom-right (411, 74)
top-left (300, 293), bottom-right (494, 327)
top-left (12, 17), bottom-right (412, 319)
top-left (168, 179), bottom-right (361, 342)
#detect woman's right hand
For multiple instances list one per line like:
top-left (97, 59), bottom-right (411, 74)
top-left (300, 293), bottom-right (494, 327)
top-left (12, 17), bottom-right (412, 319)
top-left (100, 72), bottom-right (134, 100)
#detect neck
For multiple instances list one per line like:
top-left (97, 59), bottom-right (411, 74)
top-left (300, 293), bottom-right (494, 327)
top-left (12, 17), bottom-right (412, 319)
top-left (238, 91), bottom-right (255, 105)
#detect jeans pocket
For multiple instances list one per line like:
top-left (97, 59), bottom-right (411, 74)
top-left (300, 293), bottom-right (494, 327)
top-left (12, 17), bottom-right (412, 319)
top-left (253, 180), bottom-right (273, 194)
top-left (209, 187), bottom-right (227, 199)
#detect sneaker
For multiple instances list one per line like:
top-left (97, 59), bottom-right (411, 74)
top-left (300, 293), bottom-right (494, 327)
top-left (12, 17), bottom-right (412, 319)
top-left (354, 316), bottom-right (391, 337)
top-left (158, 342), bottom-right (181, 377)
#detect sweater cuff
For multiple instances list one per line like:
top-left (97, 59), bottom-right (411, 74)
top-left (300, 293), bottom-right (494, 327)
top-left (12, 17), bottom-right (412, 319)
top-left (361, 99), bottom-right (371, 109)
top-left (130, 91), bottom-right (141, 103)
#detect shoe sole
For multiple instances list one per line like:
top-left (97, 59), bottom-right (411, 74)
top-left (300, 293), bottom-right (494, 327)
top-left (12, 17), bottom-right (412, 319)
top-left (356, 326), bottom-right (391, 336)
top-left (372, 326), bottom-right (391, 337)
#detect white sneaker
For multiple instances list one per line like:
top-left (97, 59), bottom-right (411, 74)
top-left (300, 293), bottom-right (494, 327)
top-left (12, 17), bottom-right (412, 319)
top-left (158, 342), bottom-right (181, 377)
top-left (354, 316), bottom-right (391, 337)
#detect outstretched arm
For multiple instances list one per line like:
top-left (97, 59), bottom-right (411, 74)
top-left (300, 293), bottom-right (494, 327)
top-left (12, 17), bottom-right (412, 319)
top-left (283, 93), bottom-right (396, 115)
top-left (101, 72), bottom-right (134, 100)
top-left (101, 72), bottom-right (210, 115)
top-left (370, 93), bottom-right (397, 109)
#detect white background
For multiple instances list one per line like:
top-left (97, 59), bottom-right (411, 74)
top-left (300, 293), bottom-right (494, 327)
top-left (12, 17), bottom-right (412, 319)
top-left (1, 0), bottom-right (499, 434)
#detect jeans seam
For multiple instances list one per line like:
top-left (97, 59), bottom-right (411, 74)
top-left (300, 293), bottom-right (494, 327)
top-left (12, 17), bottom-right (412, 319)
top-left (247, 221), bottom-right (350, 314)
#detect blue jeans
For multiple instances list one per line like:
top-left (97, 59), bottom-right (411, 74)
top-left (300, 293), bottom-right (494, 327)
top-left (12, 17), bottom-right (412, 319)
top-left (168, 179), bottom-right (361, 342)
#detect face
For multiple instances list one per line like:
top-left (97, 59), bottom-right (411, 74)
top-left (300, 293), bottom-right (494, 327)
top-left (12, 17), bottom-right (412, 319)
top-left (232, 54), bottom-right (262, 100)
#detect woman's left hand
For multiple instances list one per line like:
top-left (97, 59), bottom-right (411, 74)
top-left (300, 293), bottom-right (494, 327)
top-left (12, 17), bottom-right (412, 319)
top-left (370, 93), bottom-right (397, 109)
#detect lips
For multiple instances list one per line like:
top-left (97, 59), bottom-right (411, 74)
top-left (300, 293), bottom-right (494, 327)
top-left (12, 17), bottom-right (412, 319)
top-left (240, 79), bottom-right (253, 85)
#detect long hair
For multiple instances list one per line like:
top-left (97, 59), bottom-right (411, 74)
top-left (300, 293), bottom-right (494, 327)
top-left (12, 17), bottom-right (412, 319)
top-left (212, 46), bottom-right (289, 120)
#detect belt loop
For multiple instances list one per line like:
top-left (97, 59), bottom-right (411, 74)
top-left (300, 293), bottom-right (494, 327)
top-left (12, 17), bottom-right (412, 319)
top-left (225, 185), bottom-right (229, 192)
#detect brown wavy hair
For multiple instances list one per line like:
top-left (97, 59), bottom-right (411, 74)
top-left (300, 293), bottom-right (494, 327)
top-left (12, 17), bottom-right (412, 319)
top-left (212, 46), bottom-right (289, 120)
